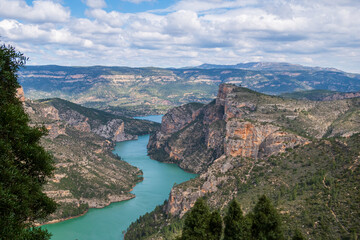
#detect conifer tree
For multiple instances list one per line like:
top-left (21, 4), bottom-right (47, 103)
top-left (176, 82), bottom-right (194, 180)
top-left (181, 198), bottom-right (211, 240)
top-left (0, 44), bottom-right (56, 239)
top-left (224, 199), bottom-right (251, 240)
top-left (251, 195), bottom-right (284, 240)
top-left (208, 210), bottom-right (223, 240)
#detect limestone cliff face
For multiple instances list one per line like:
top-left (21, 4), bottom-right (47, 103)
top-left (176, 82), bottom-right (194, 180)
top-left (150, 83), bottom-right (360, 218)
top-left (148, 84), bottom-right (308, 174)
top-left (148, 101), bottom-right (225, 173)
top-left (165, 155), bottom-right (243, 218)
top-left (225, 120), bottom-right (308, 159)
top-left (58, 109), bottom-right (137, 142)
top-left (160, 103), bottom-right (202, 135)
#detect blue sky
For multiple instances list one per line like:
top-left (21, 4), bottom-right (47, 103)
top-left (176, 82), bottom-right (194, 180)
top-left (0, 0), bottom-right (360, 73)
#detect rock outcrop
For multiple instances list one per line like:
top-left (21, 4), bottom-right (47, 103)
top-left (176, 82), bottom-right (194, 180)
top-left (23, 98), bottom-right (159, 224)
top-left (148, 101), bottom-right (225, 173)
top-left (225, 120), bottom-right (308, 159)
top-left (35, 98), bottom-right (160, 142)
top-left (147, 83), bottom-right (360, 218)
top-left (148, 84), bottom-right (309, 173)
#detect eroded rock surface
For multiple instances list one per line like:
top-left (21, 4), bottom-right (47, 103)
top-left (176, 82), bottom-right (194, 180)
top-left (148, 83), bottom-right (360, 218)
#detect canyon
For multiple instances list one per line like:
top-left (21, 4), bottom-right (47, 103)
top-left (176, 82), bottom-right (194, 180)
top-left (21, 95), bottom-right (160, 224)
top-left (126, 83), bottom-right (360, 240)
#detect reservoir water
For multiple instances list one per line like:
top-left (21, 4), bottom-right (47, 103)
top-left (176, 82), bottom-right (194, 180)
top-left (43, 115), bottom-right (197, 240)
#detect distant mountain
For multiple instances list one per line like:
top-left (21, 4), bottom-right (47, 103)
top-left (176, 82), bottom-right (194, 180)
top-left (19, 64), bottom-right (360, 115)
top-left (280, 89), bottom-right (360, 101)
top-left (196, 62), bottom-right (342, 72)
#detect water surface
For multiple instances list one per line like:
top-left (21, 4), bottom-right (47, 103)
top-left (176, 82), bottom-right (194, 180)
top-left (43, 115), bottom-right (196, 240)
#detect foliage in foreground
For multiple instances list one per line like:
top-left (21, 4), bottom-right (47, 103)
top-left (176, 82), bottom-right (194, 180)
top-left (0, 44), bottom-right (56, 239)
top-left (178, 196), bottom-right (291, 240)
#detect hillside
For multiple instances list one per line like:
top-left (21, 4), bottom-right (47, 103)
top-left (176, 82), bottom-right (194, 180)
top-left (280, 89), bottom-right (360, 101)
top-left (125, 84), bottom-right (360, 240)
top-left (19, 64), bottom-right (360, 116)
top-left (23, 98), bottom-right (160, 224)
top-left (148, 84), bottom-right (360, 173)
top-left (195, 62), bottom-right (341, 71)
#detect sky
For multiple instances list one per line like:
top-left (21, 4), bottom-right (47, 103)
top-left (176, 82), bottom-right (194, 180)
top-left (0, 0), bottom-right (359, 73)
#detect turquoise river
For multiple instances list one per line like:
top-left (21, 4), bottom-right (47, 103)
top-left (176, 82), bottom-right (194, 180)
top-left (42, 115), bottom-right (197, 240)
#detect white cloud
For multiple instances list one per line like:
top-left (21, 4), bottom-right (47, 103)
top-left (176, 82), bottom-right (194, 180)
top-left (0, 0), bottom-right (359, 73)
top-left (164, 10), bottom-right (202, 36)
top-left (84, 0), bottom-right (107, 9)
top-left (0, 0), bottom-right (70, 23)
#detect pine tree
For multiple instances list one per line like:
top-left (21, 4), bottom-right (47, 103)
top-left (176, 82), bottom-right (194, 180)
top-left (0, 44), bottom-right (57, 239)
top-left (251, 195), bottom-right (284, 240)
top-left (181, 198), bottom-right (211, 240)
top-left (208, 210), bottom-right (223, 240)
top-left (224, 199), bottom-right (251, 240)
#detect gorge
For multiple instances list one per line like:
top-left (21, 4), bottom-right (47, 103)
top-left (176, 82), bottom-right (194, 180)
top-left (126, 84), bottom-right (360, 240)
top-left (42, 116), bottom-right (197, 240)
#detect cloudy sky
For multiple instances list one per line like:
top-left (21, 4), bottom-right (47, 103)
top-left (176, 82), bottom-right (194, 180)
top-left (0, 0), bottom-right (359, 73)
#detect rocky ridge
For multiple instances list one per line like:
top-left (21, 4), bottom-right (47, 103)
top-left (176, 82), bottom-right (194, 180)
top-left (280, 89), bottom-right (360, 102)
top-left (125, 84), bottom-right (360, 240)
top-left (148, 83), bottom-right (360, 217)
top-left (23, 98), bottom-right (160, 224)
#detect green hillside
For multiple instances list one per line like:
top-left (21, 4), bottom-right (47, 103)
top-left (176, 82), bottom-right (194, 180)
top-left (126, 134), bottom-right (360, 240)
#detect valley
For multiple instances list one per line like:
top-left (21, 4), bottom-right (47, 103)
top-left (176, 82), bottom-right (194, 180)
top-left (16, 63), bottom-right (360, 239)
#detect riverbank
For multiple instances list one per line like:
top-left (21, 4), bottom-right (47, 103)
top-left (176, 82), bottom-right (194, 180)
top-left (38, 190), bottom-right (138, 226)
top-left (42, 133), bottom-right (197, 240)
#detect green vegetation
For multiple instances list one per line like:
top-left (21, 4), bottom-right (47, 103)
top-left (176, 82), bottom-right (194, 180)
top-left (124, 203), bottom-right (180, 240)
top-left (174, 196), bottom-right (285, 240)
top-left (224, 199), bottom-right (250, 240)
top-left (178, 198), bottom-right (222, 240)
top-left (0, 45), bottom-right (56, 239)
top-left (251, 195), bottom-right (284, 240)
top-left (280, 89), bottom-right (339, 101)
top-left (125, 133), bottom-right (360, 240)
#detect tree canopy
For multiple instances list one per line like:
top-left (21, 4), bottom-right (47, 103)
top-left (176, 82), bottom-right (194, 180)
top-left (251, 195), bottom-right (284, 240)
top-left (224, 199), bottom-right (251, 240)
top-left (180, 198), bottom-right (222, 240)
top-left (0, 44), bottom-right (56, 239)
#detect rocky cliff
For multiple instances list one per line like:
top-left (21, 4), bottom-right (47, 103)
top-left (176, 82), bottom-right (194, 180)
top-left (148, 84), bottom-right (321, 173)
top-left (36, 98), bottom-right (159, 142)
top-left (126, 84), bottom-right (360, 240)
top-left (147, 100), bottom-right (225, 173)
top-left (147, 83), bottom-right (360, 217)
top-left (23, 98), bottom-right (160, 224)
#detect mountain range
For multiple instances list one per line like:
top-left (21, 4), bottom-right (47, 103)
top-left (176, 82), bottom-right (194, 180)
top-left (19, 63), bottom-right (360, 116)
